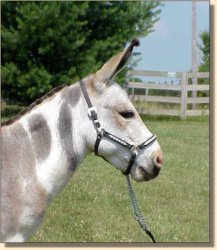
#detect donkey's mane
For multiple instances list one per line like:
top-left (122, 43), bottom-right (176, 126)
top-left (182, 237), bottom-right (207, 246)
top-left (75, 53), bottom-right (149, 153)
top-left (1, 84), bottom-right (67, 127)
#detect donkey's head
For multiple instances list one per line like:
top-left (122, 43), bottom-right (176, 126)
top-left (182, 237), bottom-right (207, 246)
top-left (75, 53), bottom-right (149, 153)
top-left (84, 39), bottom-right (163, 182)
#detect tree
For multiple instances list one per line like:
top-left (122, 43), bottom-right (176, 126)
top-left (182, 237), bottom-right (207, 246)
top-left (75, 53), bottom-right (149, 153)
top-left (197, 31), bottom-right (209, 100)
top-left (1, 1), bottom-right (161, 105)
top-left (198, 31), bottom-right (209, 72)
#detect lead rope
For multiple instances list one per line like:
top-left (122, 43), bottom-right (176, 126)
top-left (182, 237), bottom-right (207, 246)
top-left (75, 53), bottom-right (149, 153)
top-left (126, 175), bottom-right (156, 243)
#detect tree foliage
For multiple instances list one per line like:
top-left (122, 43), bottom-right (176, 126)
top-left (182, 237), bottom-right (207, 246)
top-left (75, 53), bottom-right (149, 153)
top-left (198, 31), bottom-right (209, 72)
top-left (1, 1), bottom-right (161, 104)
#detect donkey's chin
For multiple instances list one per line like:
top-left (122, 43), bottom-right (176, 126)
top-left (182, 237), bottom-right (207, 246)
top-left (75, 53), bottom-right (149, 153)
top-left (132, 166), bottom-right (160, 182)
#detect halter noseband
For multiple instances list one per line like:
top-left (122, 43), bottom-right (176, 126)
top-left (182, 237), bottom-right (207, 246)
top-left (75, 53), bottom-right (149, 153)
top-left (79, 79), bottom-right (157, 175)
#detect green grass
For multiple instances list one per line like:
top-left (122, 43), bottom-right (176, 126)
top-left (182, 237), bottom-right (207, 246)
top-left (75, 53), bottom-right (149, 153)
top-left (1, 105), bottom-right (209, 243)
top-left (27, 117), bottom-right (209, 243)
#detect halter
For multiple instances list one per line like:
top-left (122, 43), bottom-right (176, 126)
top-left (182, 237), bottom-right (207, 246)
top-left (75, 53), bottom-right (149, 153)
top-left (79, 79), bottom-right (157, 175)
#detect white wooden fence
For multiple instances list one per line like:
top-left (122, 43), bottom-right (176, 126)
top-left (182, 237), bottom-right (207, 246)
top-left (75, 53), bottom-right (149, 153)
top-left (126, 70), bottom-right (209, 119)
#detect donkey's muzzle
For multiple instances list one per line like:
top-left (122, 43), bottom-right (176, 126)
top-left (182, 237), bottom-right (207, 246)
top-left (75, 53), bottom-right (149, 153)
top-left (152, 149), bottom-right (163, 177)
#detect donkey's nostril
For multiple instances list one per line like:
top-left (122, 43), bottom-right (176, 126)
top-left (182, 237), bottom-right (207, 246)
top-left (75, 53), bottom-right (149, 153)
top-left (153, 152), bottom-right (163, 169)
top-left (156, 156), bottom-right (163, 165)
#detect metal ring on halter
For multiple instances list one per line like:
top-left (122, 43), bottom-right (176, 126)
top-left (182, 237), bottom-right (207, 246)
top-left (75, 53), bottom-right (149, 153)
top-left (122, 149), bottom-right (138, 176)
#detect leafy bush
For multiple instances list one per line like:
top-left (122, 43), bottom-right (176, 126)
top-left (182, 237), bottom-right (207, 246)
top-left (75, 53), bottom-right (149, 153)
top-left (1, 1), bottom-right (161, 105)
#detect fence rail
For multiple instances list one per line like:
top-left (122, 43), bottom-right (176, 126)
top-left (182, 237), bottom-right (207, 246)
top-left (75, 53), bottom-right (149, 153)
top-left (127, 70), bottom-right (209, 119)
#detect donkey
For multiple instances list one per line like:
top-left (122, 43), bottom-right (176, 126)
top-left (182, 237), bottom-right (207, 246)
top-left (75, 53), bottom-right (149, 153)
top-left (1, 39), bottom-right (163, 242)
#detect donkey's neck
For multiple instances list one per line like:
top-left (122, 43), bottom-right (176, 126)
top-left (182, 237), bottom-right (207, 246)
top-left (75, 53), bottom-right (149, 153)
top-left (19, 83), bottom-right (89, 197)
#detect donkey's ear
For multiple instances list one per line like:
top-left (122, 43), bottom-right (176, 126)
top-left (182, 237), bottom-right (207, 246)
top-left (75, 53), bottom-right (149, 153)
top-left (93, 39), bottom-right (140, 91)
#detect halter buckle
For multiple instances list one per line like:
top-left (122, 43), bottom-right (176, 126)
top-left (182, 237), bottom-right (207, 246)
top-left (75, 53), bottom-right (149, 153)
top-left (88, 106), bottom-right (97, 118)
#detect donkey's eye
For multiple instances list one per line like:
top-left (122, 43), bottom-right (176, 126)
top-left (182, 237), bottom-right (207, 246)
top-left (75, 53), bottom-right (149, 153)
top-left (119, 110), bottom-right (135, 119)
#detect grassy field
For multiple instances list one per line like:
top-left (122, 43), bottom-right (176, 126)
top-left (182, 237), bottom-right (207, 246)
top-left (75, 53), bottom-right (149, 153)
top-left (22, 116), bottom-right (208, 243)
top-left (1, 105), bottom-right (209, 243)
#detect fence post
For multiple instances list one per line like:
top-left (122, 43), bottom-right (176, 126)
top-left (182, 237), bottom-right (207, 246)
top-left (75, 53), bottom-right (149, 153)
top-left (180, 72), bottom-right (188, 119)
